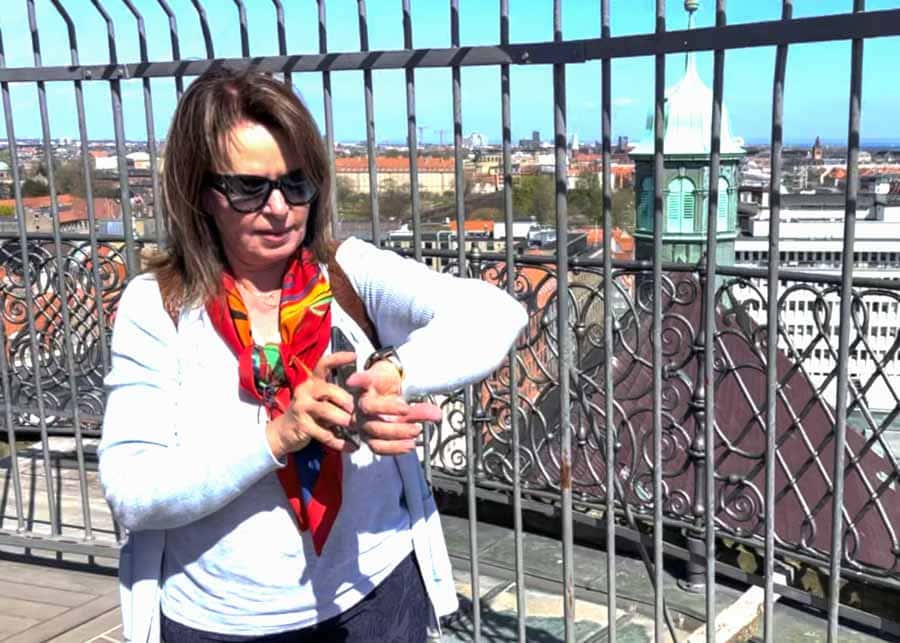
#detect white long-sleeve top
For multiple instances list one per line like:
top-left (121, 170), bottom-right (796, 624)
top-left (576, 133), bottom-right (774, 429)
top-left (99, 237), bottom-right (526, 641)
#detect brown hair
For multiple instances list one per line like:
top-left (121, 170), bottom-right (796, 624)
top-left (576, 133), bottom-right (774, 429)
top-left (148, 68), bottom-right (332, 309)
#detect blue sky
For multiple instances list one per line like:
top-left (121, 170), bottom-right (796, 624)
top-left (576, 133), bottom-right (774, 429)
top-left (0, 0), bottom-right (898, 146)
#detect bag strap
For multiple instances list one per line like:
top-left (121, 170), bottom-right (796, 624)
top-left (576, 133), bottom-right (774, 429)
top-left (160, 241), bottom-right (380, 350)
top-left (325, 240), bottom-right (381, 349)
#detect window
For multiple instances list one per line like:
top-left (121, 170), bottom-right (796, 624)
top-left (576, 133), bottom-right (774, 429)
top-left (717, 176), bottom-right (730, 231)
top-left (639, 177), bottom-right (654, 230)
top-left (667, 177), bottom-right (695, 233)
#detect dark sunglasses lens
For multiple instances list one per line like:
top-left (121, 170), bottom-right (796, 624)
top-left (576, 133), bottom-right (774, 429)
top-left (280, 171), bottom-right (317, 205)
top-left (282, 183), bottom-right (318, 205)
top-left (228, 192), bottom-right (269, 212)
top-left (219, 176), bottom-right (269, 212)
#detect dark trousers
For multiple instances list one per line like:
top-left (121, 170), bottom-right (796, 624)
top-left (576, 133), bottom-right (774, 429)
top-left (161, 553), bottom-right (429, 643)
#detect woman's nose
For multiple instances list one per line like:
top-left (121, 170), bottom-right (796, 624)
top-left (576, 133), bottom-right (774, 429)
top-left (263, 187), bottom-right (290, 215)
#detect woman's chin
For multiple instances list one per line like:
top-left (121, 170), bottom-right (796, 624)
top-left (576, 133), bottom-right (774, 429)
top-left (240, 231), bottom-right (304, 267)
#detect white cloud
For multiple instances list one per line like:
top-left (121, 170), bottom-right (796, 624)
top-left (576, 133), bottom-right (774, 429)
top-left (613, 97), bottom-right (637, 107)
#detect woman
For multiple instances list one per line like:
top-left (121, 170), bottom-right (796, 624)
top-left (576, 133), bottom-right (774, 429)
top-left (99, 68), bottom-right (525, 643)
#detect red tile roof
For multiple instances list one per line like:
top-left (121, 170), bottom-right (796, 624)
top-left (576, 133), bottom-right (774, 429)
top-left (0, 194), bottom-right (75, 210)
top-left (59, 197), bottom-right (120, 224)
top-left (335, 156), bottom-right (456, 172)
top-left (449, 219), bottom-right (493, 234)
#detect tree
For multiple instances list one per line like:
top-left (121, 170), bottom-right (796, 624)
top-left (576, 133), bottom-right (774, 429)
top-left (21, 178), bottom-right (49, 197)
top-left (55, 159), bottom-right (88, 197)
top-left (513, 174), bottom-right (554, 223)
top-left (378, 178), bottom-right (409, 219)
top-left (0, 203), bottom-right (14, 217)
top-left (568, 172), bottom-right (602, 221)
top-left (611, 189), bottom-right (635, 231)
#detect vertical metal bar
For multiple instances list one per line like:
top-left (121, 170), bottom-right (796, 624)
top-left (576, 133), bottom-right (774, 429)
top-left (189, 0), bottom-right (215, 59)
top-left (48, 0), bottom-right (111, 377)
top-left (500, 2), bottom-right (525, 640)
top-left (88, 0), bottom-right (137, 276)
top-left (702, 2), bottom-right (727, 639)
top-left (155, 0), bottom-right (183, 96)
top-left (600, 1), bottom-right (616, 640)
top-left (27, 0), bottom-right (95, 540)
top-left (0, 309), bottom-right (24, 531)
top-left (357, 1), bottom-right (380, 245)
top-left (0, 19), bottom-right (59, 537)
top-left (764, 3), bottom-right (792, 640)
top-left (828, 1), bottom-right (865, 639)
top-left (120, 0), bottom-right (164, 238)
top-left (652, 2), bottom-right (666, 640)
top-left (0, 11), bottom-right (24, 528)
top-left (317, 0), bottom-right (337, 238)
top-left (451, 1), bottom-right (478, 639)
top-left (401, 0), bottom-right (430, 485)
top-left (402, 0), bottom-right (421, 263)
top-left (271, 0), bottom-right (290, 86)
top-left (233, 0), bottom-right (249, 58)
top-left (552, 2), bottom-right (575, 641)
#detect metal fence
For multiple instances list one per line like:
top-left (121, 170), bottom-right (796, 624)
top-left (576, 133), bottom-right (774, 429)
top-left (1, 1), bottom-right (900, 642)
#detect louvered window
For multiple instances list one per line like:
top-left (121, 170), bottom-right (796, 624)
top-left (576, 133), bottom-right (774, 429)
top-left (667, 177), bottom-right (695, 233)
top-left (717, 176), bottom-right (730, 231)
top-left (639, 177), bottom-right (654, 230)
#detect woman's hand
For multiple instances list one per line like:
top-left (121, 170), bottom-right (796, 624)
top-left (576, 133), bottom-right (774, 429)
top-left (265, 351), bottom-right (357, 460)
top-left (346, 361), bottom-right (443, 456)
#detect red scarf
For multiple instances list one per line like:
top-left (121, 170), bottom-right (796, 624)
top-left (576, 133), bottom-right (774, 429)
top-left (206, 248), bottom-right (342, 555)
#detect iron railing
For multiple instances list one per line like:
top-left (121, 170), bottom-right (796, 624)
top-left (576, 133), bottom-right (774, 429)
top-left (1, 1), bottom-right (900, 642)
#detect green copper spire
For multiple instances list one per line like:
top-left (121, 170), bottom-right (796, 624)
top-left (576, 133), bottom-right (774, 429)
top-left (685, 1), bottom-right (700, 71)
top-left (631, 0), bottom-right (743, 156)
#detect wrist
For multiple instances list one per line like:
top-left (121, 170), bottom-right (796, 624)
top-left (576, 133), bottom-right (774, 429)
top-left (266, 412), bottom-right (310, 460)
top-left (365, 346), bottom-right (404, 382)
top-left (368, 358), bottom-right (403, 389)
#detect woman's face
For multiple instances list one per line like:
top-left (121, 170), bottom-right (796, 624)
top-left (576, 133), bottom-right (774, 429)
top-left (203, 120), bottom-right (311, 276)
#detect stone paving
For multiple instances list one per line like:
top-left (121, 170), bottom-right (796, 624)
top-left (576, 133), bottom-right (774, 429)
top-left (1, 441), bottom-right (896, 641)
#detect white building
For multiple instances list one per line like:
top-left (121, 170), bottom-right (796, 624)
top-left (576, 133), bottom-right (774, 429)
top-left (733, 192), bottom-right (900, 412)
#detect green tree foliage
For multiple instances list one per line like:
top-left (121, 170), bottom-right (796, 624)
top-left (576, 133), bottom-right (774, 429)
top-left (565, 171), bottom-right (635, 231)
top-left (0, 203), bottom-right (15, 217)
top-left (55, 159), bottom-right (89, 196)
top-left (512, 174), bottom-right (555, 223)
top-left (21, 178), bottom-right (50, 197)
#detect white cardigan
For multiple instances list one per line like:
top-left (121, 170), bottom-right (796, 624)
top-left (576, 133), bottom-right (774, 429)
top-left (100, 237), bottom-right (527, 642)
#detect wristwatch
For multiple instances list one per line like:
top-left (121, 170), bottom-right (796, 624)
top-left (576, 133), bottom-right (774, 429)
top-left (364, 346), bottom-right (404, 381)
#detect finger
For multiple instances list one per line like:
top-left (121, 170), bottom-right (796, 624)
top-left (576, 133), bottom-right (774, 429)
top-left (301, 417), bottom-right (352, 453)
top-left (312, 351), bottom-right (357, 379)
top-left (366, 438), bottom-right (418, 456)
top-left (310, 381), bottom-right (355, 414)
top-left (345, 370), bottom-right (370, 388)
top-left (358, 393), bottom-right (409, 417)
top-left (309, 400), bottom-right (353, 428)
top-left (360, 420), bottom-right (422, 441)
top-left (396, 402), bottom-right (443, 423)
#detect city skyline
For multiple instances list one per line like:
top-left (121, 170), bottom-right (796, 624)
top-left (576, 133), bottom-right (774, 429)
top-left (0, 0), bottom-right (897, 146)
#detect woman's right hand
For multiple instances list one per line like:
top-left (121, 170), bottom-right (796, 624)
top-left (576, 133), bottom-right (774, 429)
top-left (265, 351), bottom-right (358, 460)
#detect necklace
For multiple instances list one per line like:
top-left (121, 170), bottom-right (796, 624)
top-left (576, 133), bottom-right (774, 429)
top-left (236, 280), bottom-right (281, 308)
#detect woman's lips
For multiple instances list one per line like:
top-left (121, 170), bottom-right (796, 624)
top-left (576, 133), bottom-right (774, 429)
top-left (255, 229), bottom-right (291, 241)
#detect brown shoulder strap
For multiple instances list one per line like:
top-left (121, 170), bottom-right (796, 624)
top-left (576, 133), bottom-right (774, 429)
top-left (326, 240), bottom-right (381, 349)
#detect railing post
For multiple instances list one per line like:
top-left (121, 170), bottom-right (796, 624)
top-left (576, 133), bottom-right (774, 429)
top-left (682, 258), bottom-right (710, 593)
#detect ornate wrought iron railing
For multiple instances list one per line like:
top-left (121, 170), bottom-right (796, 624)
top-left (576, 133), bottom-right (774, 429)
top-left (2, 1), bottom-right (900, 642)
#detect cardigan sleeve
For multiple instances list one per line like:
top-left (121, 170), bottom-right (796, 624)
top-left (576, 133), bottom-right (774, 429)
top-left (98, 275), bottom-right (282, 532)
top-left (335, 237), bottom-right (527, 398)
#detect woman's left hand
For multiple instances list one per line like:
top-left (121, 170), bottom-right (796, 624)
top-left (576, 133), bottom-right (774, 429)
top-left (345, 361), bottom-right (443, 455)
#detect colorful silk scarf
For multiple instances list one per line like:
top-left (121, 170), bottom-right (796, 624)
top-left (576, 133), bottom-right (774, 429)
top-left (206, 248), bottom-right (341, 555)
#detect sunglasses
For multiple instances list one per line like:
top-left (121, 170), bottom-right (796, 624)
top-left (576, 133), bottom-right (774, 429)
top-left (206, 169), bottom-right (319, 213)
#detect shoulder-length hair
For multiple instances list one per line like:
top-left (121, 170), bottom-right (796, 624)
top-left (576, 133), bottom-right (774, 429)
top-left (148, 68), bottom-right (332, 310)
